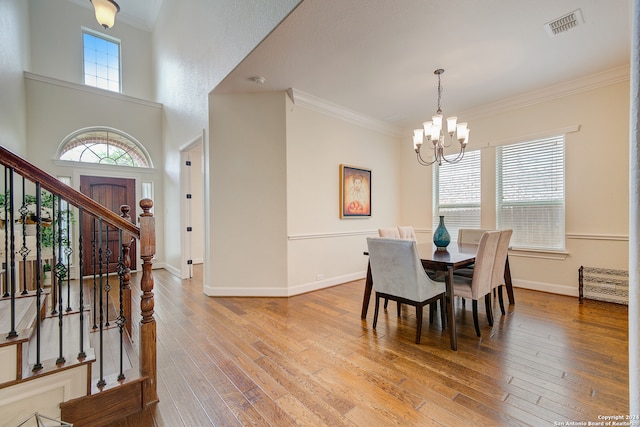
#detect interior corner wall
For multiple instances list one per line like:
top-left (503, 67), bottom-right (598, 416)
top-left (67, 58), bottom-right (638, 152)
top-left (207, 92), bottom-right (288, 296)
top-left (0, 0), bottom-right (30, 155)
top-left (285, 97), bottom-right (402, 294)
top-left (467, 80), bottom-right (630, 295)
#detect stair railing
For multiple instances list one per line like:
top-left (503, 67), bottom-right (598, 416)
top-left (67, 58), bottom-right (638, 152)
top-left (0, 145), bottom-right (157, 406)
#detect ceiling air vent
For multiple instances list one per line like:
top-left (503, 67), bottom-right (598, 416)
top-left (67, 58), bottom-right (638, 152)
top-left (544, 9), bottom-right (584, 36)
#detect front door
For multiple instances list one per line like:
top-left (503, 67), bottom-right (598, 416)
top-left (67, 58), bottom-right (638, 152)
top-left (80, 176), bottom-right (137, 276)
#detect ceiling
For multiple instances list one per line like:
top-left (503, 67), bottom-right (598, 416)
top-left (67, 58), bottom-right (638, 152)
top-left (214, 0), bottom-right (632, 133)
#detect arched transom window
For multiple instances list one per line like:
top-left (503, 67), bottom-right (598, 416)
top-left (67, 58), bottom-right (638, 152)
top-left (58, 128), bottom-right (152, 168)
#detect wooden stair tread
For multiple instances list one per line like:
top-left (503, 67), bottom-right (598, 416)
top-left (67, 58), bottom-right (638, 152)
top-left (0, 291), bottom-right (46, 339)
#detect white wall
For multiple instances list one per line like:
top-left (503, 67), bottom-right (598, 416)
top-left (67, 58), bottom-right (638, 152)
top-left (0, 0), bottom-right (30, 155)
top-left (24, 74), bottom-right (165, 269)
top-left (28, 0), bottom-right (153, 100)
top-left (208, 92), bottom-right (288, 295)
top-left (152, 0), bottom-right (301, 281)
top-left (286, 96), bottom-right (402, 293)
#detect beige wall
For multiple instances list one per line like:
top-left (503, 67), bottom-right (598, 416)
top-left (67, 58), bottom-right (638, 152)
top-left (400, 79), bottom-right (630, 296)
top-left (208, 92), bottom-right (289, 294)
top-left (0, 0), bottom-right (30, 155)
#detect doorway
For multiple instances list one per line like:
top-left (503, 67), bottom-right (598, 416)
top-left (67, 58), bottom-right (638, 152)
top-left (80, 175), bottom-right (137, 276)
top-left (180, 134), bottom-right (205, 280)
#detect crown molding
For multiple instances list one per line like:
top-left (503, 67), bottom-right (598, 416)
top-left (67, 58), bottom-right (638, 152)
top-left (287, 88), bottom-right (403, 137)
top-left (460, 65), bottom-right (630, 120)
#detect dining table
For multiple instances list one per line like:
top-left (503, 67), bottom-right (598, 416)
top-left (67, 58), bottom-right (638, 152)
top-left (361, 242), bottom-right (515, 351)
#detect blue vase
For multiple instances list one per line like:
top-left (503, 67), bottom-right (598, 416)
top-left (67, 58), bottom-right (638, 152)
top-left (433, 215), bottom-right (451, 250)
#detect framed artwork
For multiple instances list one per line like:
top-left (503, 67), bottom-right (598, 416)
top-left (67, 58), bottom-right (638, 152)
top-left (340, 164), bottom-right (371, 218)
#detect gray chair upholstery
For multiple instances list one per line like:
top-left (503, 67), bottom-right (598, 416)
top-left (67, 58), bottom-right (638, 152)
top-left (491, 229), bottom-right (513, 315)
top-left (454, 228), bottom-right (494, 278)
top-left (452, 230), bottom-right (500, 337)
top-left (367, 237), bottom-right (447, 344)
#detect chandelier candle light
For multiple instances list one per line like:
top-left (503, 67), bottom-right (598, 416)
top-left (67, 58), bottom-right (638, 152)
top-left (413, 69), bottom-right (469, 166)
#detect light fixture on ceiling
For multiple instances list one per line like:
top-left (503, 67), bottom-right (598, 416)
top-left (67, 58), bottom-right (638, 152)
top-left (90, 0), bottom-right (120, 29)
top-left (412, 69), bottom-right (469, 166)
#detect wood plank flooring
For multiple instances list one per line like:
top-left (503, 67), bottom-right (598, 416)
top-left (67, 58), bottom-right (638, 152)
top-left (108, 266), bottom-right (629, 426)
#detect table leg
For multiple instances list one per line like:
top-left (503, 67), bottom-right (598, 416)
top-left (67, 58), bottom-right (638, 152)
top-left (504, 255), bottom-right (515, 304)
top-left (446, 266), bottom-right (457, 351)
top-left (361, 261), bottom-right (373, 319)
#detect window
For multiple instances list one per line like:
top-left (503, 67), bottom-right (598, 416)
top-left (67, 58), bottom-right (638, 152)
top-left (83, 29), bottom-right (121, 92)
top-left (433, 149), bottom-right (481, 241)
top-left (58, 128), bottom-right (152, 168)
top-left (496, 135), bottom-right (565, 251)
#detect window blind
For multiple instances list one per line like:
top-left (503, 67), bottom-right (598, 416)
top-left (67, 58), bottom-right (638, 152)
top-left (496, 135), bottom-right (565, 250)
top-left (433, 149), bottom-right (481, 242)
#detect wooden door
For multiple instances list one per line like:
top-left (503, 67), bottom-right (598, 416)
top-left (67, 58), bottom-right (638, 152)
top-left (80, 176), bottom-right (136, 276)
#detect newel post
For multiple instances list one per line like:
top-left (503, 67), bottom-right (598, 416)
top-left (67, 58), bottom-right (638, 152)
top-left (120, 205), bottom-right (133, 337)
top-left (138, 198), bottom-right (158, 406)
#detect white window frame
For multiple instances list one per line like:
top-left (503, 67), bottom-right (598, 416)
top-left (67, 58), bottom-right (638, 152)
top-left (496, 135), bottom-right (565, 251)
top-left (82, 28), bottom-right (121, 93)
top-left (433, 149), bottom-right (481, 242)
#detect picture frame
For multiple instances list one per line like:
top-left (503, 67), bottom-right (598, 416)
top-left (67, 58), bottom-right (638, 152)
top-left (340, 164), bottom-right (371, 218)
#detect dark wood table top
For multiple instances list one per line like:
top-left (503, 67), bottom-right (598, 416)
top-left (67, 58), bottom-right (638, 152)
top-left (415, 242), bottom-right (477, 270)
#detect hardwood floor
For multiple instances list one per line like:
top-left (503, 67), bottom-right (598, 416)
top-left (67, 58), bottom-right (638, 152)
top-left (109, 266), bottom-right (629, 426)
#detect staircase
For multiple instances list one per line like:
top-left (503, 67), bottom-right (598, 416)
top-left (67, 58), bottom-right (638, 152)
top-left (0, 146), bottom-right (157, 427)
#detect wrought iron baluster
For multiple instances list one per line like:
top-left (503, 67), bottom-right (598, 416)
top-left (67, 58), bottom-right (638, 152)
top-left (6, 168), bottom-right (17, 339)
top-left (92, 218), bottom-right (97, 330)
top-left (33, 183), bottom-right (43, 371)
top-left (116, 229), bottom-right (126, 381)
top-left (50, 198), bottom-right (57, 316)
top-left (105, 227), bottom-right (111, 327)
top-left (18, 176), bottom-right (30, 295)
top-left (55, 195), bottom-right (65, 365)
top-left (78, 207), bottom-right (86, 360)
top-left (2, 167), bottom-right (9, 298)
top-left (97, 218), bottom-right (106, 388)
top-left (65, 205), bottom-right (72, 312)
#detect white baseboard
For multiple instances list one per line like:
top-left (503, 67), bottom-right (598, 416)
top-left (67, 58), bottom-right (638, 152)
top-left (203, 271), bottom-right (367, 297)
top-left (512, 279), bottom-right (578, 297)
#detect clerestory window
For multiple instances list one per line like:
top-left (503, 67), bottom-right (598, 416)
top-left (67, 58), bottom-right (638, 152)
top-left (58, 128), bottom-right (152, 168)
top-left (83, 29), bottom-right (121, 92)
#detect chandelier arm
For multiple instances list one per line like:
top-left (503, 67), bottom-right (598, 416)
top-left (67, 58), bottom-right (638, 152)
top-left (440, 146), bottom-right (466, 165)
top-left (415, 148), bottom-right (438, 166)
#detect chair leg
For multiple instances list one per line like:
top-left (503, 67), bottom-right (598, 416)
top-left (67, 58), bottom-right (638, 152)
top-left (485, 294), bottom-right (494, 326)
top-left (498, 285), bottom-right (505, 315)
top-left (384, 298), bottom-right (388, 309)
top-left (397, 301), bottom-right (401, 316)
top-left (415, 304), bottom-right (423, 344)
top-left (429, 302), bottom-right (435, 324)
top-left (472, 300), bottom-right (481, 337)
top-left (373, 294), bottom-right (380, 330)
top-left (439, 295), bottom-right (447, 328)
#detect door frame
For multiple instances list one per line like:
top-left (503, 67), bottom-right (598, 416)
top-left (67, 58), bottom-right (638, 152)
top-left (179, 131), bottom-right (205, 280)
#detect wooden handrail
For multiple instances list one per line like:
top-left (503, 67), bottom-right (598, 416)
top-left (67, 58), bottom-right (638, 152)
top-left (0, 145), bottom-right (139, 237)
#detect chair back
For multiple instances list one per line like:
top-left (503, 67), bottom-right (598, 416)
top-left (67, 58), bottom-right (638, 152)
top-left (378, 227), bottom-right (400, 238)
top-left (397, 225), bottom-right (417, 241)
top-left (469, 231), bottom-right (501, 299)
top-left (491, 229), bottom-right (512, 290)
top-left (366, 237), bottom-right (445, 302)
top-left (458, 228), bottom-right (493, 245)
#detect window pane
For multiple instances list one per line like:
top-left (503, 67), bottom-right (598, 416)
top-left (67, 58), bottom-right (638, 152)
top-left (433, 149), bottom-right (481, 241)
top-left (59, 129), bottom-right (151, 168)
top-left (83, 31), bottom-right (121, 93)
top-left (497, 136), bottom-right (565, 250)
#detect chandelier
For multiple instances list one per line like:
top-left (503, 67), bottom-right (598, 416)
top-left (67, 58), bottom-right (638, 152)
top-left (413, 69), bottom-right (469, 166)
top-left (90, 0), bottom-right (120, 29)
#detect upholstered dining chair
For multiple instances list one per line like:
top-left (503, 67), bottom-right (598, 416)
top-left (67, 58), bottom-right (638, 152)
top-left (397, 225), bottom-right (417, 241)
top-left (454, 228), bottom-right (494, 279)
top-left (366, 237), bottom-right (447, 344)
top-left (491, 229), bottom-right (513, 315)
top-left (378, 227), bottom-right (401, 238)
top-left (378, 227), bottom-right (402, 310)
top-left (452, 230), bottom-right (500, 337)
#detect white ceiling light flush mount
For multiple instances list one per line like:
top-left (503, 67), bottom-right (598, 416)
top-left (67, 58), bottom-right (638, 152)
top-left (90, 0), bottom-right (120, 29)
top-left (412, 69), bottom-right (469, 166)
